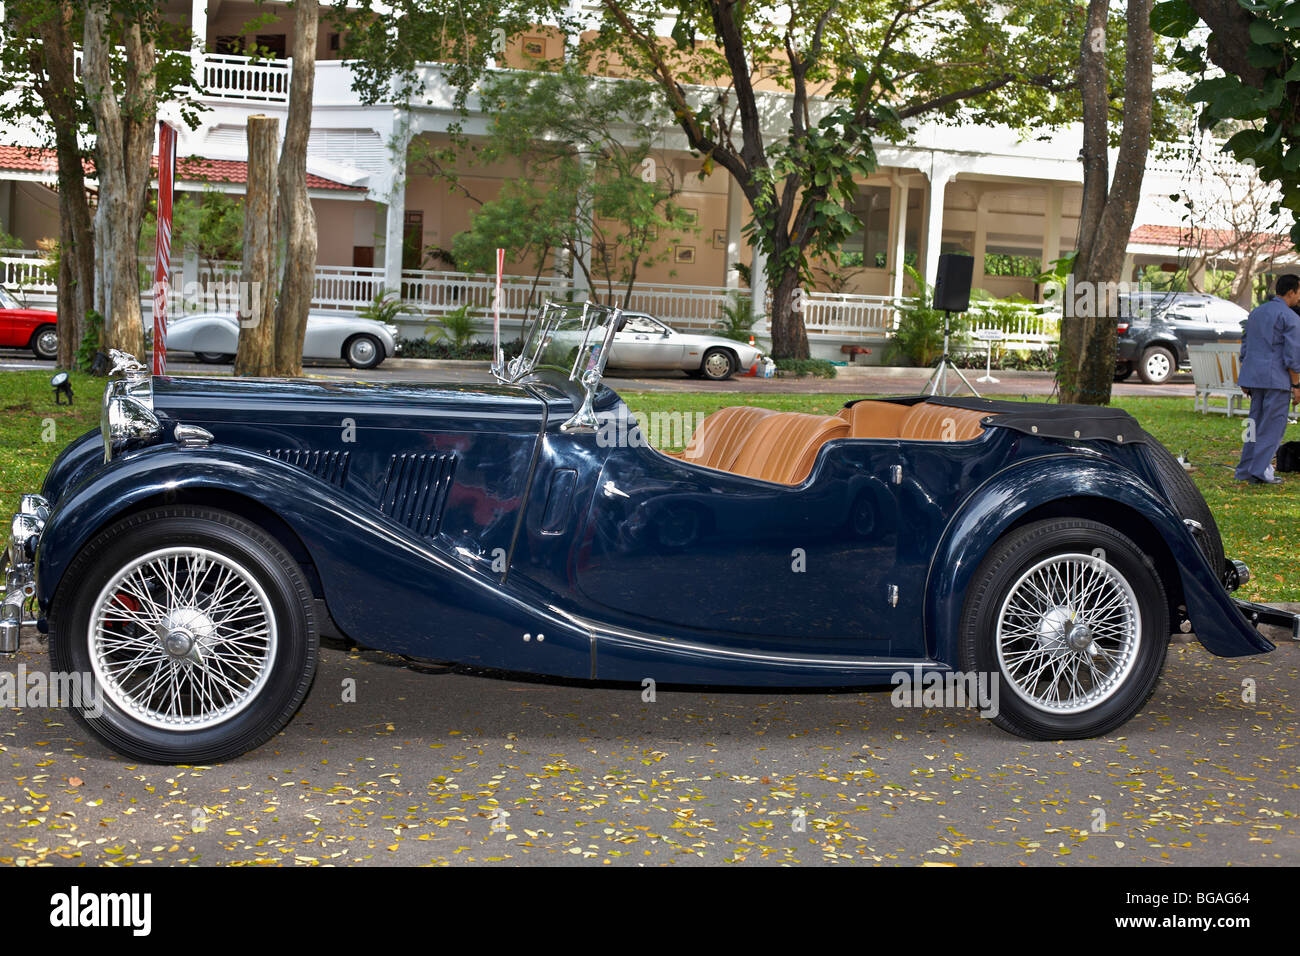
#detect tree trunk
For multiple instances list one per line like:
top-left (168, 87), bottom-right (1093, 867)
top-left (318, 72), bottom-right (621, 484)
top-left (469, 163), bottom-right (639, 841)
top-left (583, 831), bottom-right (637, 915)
top-left (1058, 0), bottom-right (1153, 405)
top-left (769, 263), bottom-right (810, 359)
top-left (271, 0), bottom-right (319, 377)
top-left (235, 116), bottom-right (280, 377)
top-left (30, 2), bottom-right (95, 369)
top-left (82, 2), bottom-right (156, 359)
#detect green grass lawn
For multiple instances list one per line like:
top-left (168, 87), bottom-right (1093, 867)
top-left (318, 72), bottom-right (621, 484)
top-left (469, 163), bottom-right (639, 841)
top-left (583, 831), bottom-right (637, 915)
top-left (1, 370), bottom-right (1293, 603)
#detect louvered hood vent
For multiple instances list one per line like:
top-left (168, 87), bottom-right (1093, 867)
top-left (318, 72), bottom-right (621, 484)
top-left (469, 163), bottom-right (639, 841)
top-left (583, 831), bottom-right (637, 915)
top-left (267, 449), bottom-right (351, 487)
top-left (379, 453), bottom-right (457, 536)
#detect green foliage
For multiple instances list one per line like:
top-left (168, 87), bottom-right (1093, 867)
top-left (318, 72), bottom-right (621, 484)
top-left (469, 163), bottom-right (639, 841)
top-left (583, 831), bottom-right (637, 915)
top-left (886, 265), bottom-right (969, 367)
top-left (774, 357), bottom-right (837, 379)
top-left (714, 293), bottom-right (761, 344)
top-left (398, 337), bottom-right (525, 360)
top-left (359, 291), bottom-right (409, 325)
top-left (76, 309), bottom-right (104, 373)
top-left (426, 304), bottom-right (480, 349)
top-left (140, 185), bottom-right (244, 268)
top-left (1155, 0), bottom-right (1300, 245)
top-left (438, 60), bottom-right (684, 304)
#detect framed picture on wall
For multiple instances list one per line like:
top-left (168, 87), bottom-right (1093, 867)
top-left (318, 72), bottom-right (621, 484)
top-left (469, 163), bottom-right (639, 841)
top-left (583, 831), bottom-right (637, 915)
top-left (675, 207), bottom-right (699, 226)
top-left (712, 229), bottom-right (727, 249)
top-left (674, 245), bottom-right (696, 264)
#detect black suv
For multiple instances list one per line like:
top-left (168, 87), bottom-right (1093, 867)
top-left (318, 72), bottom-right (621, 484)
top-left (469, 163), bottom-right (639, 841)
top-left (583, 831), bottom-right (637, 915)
top-left (1115, 291), bottom-right (1248, 384)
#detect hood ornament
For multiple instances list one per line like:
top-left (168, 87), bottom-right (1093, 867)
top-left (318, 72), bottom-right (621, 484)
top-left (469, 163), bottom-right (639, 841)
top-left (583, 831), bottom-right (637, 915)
top-left (108, 349), bottom-right (149, 380)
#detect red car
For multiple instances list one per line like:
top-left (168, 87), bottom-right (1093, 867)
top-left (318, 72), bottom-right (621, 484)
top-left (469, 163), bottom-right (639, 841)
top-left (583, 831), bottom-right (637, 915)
top-left (0, 286), bottom-right (58, 359)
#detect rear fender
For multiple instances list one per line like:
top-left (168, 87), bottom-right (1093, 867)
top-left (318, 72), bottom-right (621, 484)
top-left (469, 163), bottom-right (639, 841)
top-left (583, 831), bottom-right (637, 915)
top-left (924, 456), bottom-right (1273, 664)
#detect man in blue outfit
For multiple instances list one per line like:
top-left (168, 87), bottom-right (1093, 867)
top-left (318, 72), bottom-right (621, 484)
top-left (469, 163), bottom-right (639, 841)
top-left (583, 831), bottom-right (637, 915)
top-left (1235, 274), bottom-right (1300, 484)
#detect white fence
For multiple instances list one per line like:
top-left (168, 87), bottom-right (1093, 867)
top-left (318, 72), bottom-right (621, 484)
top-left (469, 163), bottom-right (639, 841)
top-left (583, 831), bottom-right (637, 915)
top-left (1, 254), bottom-right (1058, 350)
top-left (200, 53), bottom-right (292, 102)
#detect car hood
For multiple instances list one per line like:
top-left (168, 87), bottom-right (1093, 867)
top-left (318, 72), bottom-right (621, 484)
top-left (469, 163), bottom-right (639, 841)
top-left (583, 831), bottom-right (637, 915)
top-left (152, 375), bottom-right (554, 430)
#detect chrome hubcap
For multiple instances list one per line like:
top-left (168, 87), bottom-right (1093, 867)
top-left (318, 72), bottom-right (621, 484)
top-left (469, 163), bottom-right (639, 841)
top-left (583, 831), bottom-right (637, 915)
top-left (996, 553), bottom-right (1141, 714)
top-left (704, 353), bottom-right (730, 377)
top-left (37, 330), bottom-right (57, 355)
top-left (1146, 353), bottom-right (1170, 378)
top-left (351, 339), bottom-right (375, 363)
top-left (89, 547), bottom-right (277, 730)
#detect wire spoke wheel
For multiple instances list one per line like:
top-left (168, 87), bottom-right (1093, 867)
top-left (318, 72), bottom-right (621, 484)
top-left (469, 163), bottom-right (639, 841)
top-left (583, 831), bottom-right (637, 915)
top-left (995, 552), bottom-right (1141, 715)
top-left (89, 546), bottom-right (278, 731)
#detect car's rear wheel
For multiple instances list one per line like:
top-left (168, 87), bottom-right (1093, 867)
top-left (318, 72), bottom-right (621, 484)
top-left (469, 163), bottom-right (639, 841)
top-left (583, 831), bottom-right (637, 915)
top-left (195, 351), bottom-right (235, 364)
top-left (959, 518), bottom-right (1168, 740)
top-left (1114, 362), bottom-right (1133, 382)
top-left (344, 334), bottom-right (384, 369)
top-left (1138, 346), bottom-right (1175, 384)
top-left (30, 325), bottom-right (58, 361)
top-left (49, 506), bottom-right (318, 763)
top-left (700, 347), bottom-right (736, 381)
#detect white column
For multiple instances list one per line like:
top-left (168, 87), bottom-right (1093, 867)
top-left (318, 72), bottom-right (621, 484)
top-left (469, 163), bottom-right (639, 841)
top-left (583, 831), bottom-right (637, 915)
top-left (1041, 184), bottom-right (1063, 273)
top-left (381, 121), bottom-right (411, 296)
top-left (922, 163), bottom-right (956, 291)
top-left (724, 175), bottom-right (744, 289)
top-left (890, 177), bottom-right (910, 300)
top-left (190, 0), bottom-right (207, 84)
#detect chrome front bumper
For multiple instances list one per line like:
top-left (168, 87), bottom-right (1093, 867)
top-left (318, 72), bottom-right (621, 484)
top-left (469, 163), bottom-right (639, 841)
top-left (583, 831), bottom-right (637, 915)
top-left (1, 494), bottom-right (47, 653)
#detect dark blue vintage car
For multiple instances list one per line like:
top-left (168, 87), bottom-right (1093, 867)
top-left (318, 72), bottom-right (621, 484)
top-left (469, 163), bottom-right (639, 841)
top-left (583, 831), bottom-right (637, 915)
top-left (1, 303), bottom-right (1293, 763)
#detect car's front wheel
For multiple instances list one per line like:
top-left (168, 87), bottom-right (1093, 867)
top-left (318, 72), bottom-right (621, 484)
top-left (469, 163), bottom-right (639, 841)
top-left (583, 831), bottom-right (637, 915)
top-left (699, 347), bottom-right (736, 381)
top-left (959, 518), bottom-right (1168, 740)
top-left (49, 506), bottom-right (318, 763)
top-left (1138, 345), bottom-right (1175, 384)
top-left (344, 334), bottom-right (384, 369)
top-left (30, 324), bottom-right (58, 361)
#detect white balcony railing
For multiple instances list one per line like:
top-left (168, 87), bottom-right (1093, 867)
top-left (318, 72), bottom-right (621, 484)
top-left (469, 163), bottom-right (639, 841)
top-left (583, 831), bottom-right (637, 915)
top-left (200, 53), bottom-right (292, 103)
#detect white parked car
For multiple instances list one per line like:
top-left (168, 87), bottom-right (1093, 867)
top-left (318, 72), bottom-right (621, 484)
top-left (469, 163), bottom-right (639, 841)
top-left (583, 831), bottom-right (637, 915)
top-left (606, 312), bottom-right (765, 380)
top-left (164, 311), bottom-right (402, 369)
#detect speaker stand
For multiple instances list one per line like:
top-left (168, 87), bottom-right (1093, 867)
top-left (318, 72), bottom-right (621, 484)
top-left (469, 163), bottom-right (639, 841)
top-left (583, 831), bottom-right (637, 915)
top-left (925, 310), bottom-right (980, 398)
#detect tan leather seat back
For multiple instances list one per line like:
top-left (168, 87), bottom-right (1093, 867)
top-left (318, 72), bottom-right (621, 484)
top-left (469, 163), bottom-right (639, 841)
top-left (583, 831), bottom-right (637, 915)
top-left (730, 412), bottom-right (850, 485)
top-left (841, 400), bottom-right (912, 438)
top-left (898, 403), bottom-right (990, 441)
top-left (681, 405), bottom-right (778, 471)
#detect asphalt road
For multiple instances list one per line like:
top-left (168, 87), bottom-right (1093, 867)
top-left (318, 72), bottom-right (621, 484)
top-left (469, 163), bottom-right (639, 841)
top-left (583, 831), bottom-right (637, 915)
top-left (1, 636), bottom-right (1295, 867)
top-left (0, 350), bottom-right (1195, 397)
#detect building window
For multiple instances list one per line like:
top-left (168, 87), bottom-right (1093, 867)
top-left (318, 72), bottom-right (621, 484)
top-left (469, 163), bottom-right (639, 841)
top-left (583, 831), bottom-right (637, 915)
top-left (984, 243), bottom-right (1042, 278)
top-left (841, 185), bottom-right (891, 269)
top-left (214, 35), bottom-right (243, 55)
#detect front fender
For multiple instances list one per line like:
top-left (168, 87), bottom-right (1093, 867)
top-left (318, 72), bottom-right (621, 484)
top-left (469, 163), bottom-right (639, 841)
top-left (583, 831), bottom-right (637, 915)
top-left (35, 444), bottom-right (592, 677)
top-left (924, 455), bottom-right (1273, 664)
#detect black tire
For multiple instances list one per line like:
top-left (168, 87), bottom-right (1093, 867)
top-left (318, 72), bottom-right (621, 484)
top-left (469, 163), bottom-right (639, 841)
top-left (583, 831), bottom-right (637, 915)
top-left (683, 368), bottom-right (705, 379)
top-left (1138, 345), bottom-right (1176, 384)
top-left (1144, 440), bottom-right (1225, 579)
top-left (699, 347), bottom-right (736, 381)
top-left (958, 518), bottom-right (1169, 740)
top-left (49, 506), bottom-right (318, 763)
top-left (1113, 362), bottom-right (1133, 382)
top-left (30, 324), bottom-right (58, 361)
top-left (344, 334), bottom-right (384, 369)
top-left (195, 351), bottom-right (235, 364)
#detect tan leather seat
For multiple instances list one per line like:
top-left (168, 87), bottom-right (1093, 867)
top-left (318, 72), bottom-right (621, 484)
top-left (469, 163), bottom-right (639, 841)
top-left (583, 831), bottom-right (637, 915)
top-left (898, 403), bottom-right (990, 441)
top-left (729, 412), bottom-right (850, 485)
top-left (839, 400), bottom-right (913, 438)
top-left (681, 405), bottom-right (778, 471)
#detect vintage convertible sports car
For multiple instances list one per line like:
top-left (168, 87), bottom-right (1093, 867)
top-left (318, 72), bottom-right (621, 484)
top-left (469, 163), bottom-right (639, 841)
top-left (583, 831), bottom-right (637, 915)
top-left (163, 310), bottom-right (401, 369)
top-left (2, 302), bottom-right (1294, 763)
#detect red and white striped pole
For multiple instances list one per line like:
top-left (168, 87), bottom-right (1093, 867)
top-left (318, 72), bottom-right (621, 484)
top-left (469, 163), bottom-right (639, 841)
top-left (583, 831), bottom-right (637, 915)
top-left (152, 121), bottom-right (178, 376)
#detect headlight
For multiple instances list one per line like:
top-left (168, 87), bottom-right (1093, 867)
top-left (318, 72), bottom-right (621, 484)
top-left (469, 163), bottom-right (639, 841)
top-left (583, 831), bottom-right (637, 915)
top-left (100, 352), bottom-right (161, 462)
top-left (9, 513), bottom-right (41, 566)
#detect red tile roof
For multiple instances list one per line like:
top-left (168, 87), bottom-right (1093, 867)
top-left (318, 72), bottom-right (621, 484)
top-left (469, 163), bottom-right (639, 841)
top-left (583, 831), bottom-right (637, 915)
top-left (0, 144), bottom-right (362, 191)
top-left (1130, 223), bottom-right (1294, 257)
